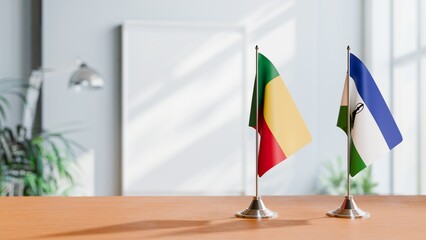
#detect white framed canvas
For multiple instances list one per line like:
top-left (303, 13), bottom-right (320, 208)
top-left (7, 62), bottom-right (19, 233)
top-left (121, 21), bottom-right (248, 195)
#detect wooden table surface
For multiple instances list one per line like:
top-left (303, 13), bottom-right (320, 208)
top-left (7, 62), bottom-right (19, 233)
top-left (1, 196), bottom-right (425, 239)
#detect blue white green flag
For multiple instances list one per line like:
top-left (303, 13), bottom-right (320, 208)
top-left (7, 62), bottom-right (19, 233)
top-left (337, 53), bottom-right (403, 176)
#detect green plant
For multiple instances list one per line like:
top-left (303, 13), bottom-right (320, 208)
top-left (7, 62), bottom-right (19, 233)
top-left (0, 78), bottom-right (81, 196)
top-left (0, 126), bottom-right (83, 196)
top-left (319, 156), bottom-right (378, 195)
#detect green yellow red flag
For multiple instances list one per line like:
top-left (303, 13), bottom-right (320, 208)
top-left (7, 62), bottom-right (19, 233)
top-left (249, 53), bottom-right (311, 177)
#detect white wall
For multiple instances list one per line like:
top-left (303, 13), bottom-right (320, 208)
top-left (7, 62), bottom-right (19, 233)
top-left (0, 0), bottom-right (31, 127)
top-left (42, 0), bottom-right (363, 195)
top-left (365, 0), bottom-right (426, 195)
top-left (364, 0), bottom-right (393, 194)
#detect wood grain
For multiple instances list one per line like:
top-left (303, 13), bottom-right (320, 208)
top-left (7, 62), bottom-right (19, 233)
top-left (0, 196), bottom-right (425, 239)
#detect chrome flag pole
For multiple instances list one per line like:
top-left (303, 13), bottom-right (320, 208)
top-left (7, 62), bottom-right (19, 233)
top-left (236, 45), bottom-right (277, 219)
top-left (327, 46), bottom-right (369, 219)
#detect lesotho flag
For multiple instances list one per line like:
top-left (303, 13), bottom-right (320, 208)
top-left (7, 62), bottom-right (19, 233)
top-left (337, 53), bottom-right (403, 177)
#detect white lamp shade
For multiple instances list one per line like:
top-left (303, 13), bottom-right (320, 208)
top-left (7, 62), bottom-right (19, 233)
top-left (69, 63), bottom-right (104, 90)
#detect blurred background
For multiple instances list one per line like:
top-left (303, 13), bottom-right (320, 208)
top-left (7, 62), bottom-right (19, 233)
top-left (0, 0), bottom-right (424, 196)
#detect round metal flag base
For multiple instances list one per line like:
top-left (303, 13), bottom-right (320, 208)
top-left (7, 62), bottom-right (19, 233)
top-left (236, 196), bottom-right (278, 219)
top-left (327, 195), bottom-right (370, 219)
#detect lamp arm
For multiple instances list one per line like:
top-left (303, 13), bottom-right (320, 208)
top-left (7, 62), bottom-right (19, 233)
top-left (22, 60), bottom-right (82, 135)
top-left (34, 58), bottom-right (83, 76)
top-left (21, 72), bottom-right (43, 137)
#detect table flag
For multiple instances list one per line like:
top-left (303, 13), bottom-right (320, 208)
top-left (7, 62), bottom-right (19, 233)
top-left (337, 53), bottom-right (403, 177)
top-left (249, 53), bottom-right (311, 177)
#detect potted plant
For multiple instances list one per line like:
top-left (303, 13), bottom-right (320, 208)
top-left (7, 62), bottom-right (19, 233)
top-left (319, 156), bottom-right (378, 195)
top-left (0, 78), bottom-right (80, 196)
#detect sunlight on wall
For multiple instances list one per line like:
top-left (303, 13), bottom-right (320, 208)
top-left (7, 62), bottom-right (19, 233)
top-left (240, 0), bottom-right (294, 30)
top-left (257, 19), bottom-right (295, 70)
top-left (172, 30), bottom-right (244, 79)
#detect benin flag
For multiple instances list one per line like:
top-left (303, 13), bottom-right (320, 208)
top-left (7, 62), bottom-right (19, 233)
top-left (337, 53), bottom-right (403, 176)
top-left (249, 53), bottom-right (311, 177)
